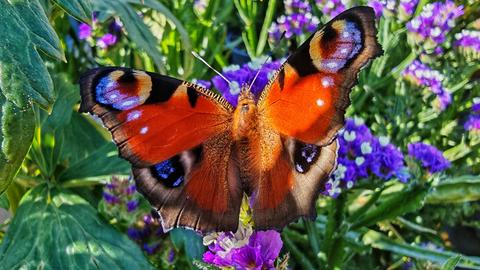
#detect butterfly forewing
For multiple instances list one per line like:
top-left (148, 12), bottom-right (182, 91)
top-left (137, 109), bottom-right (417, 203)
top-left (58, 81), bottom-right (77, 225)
top-left (259, 6), bottom-right (382, 146)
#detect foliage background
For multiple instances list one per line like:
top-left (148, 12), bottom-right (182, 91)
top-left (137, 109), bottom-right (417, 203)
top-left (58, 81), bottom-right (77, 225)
top-left (0, 0), bottom-right (479, 269)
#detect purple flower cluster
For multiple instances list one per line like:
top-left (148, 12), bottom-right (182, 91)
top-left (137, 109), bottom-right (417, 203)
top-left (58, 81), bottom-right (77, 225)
top-left (407, 142), bottom-right (450, 173)
top-left (464, 98), bottom-right (480, 133)
top-left (102, 176), bottom-right (139, 212)
top-left (324, 118), bottom-right (410, 197)
top-left (128, 214), bottom-right (165, 255)
top-left (269, 0), bottom-right (319, 42)
top-left (211, 58), bottom-right (283, 106)
top-left (455, 30), bottom-right (480, 57)
top-left (203, 227), bottom-right (282, 269)
top-left (407, 1), bottom-right (464, 49)
top-left (77, 13), bottom-right (122, 49)
top-left (315, 0), bottom-right (348, 19)
top-left (399, 0), bottom-right (419, 18)
top-left (402, 60), bottom-right (451, 110)
top-left (367, 0), bottom-right (396, 18)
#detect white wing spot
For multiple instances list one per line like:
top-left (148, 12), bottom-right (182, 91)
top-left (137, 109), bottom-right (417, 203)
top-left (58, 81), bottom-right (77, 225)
top-left (140, 126), bottom-right (149, 134)
top-left (127, 110), bottom-right (141, 121)
top-left (327, 62), bottom-right (338, 69)
top-left (343, 31), bottom-right (350, 38)
top-left (322, 77), bottom-right (333, 87)
top-left (316, 99), bottom-right (325, 107)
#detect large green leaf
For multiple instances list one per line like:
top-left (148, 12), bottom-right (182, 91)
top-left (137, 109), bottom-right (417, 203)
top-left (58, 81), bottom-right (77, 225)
top-left (0, 92), bottom-right (35, 195)
top-left (363, 230), bottom-right (480, 269)
top-left (170, 229), bottom-right (205, 260)
top-left (426, 175), bottom-right (480, 204)
top-left (58, 143), bottom-right (130, 182)
top-left (52, 0), bottom-right (93, 22)
top-left (0, 184), bottom-right (154, 269)
top-left (0, 0), bottom-right (64, 110)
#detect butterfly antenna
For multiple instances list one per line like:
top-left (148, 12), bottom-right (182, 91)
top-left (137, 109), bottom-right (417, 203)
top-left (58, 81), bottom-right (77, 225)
top-left (191, 51), bottom-right (231, 85)
top-left (248, 55), bottom-right (271, 93)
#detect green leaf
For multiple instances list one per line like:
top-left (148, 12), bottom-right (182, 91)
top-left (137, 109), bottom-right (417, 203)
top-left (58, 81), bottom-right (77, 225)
top-left (0, 92), bottom-right (35, 195)
top-left (0, 0), bottom-right (64, 110)
top-left (426, 175), bottom-right (480, 204)
top-left (351, 184), bottom-right (429, 229)
top-left (363, 230), bottom-right (480, 269)
top-left (58, 143), bottom-right (129, 181)
top-left (52, 0), bottom-right (93, 22)
top-left (0, 184), bottom-right (154, 269)
top-left (0, 192), bottom-right (8, 210)
top-left (95, 0), bottom-right (166, 73)
top-left (441, 255), bottom-right (462, 270)
top-left (170, 228), bottom-right (205, 260)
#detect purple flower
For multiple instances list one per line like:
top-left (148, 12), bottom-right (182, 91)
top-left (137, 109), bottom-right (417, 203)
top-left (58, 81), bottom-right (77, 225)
top-left (231, 231), bottom-right (282, 269)
top-left (455, 30), bottom-right (480, 57)
top-left (168, 249), bottom-right (175, 263)
top-left (399, 0), bottom-right (419, 18)
top-left (78, 23), bottom-right (92, 39)
top-left (269, 1), bottom-right (319, 42)
top-left (128, 214), bottom-right (165, 255)
top-left (285, 0), bottom-right (312, 14)
top-left (465, 98), bottom-right (480, 133)
top-left (408, 142), bottom-right (450, 173)
top-left (367, 0), bottom-right (386, 17)
top-left (407, 1), bottom-right (464, 50)
top-left (97, 33), bottom-right (118, 49)
top-left (316, 0), bottom-right (348, 19)
top-left (125, 184), bottom-right (136, 195)
top-left (203, 229), bottom-right (282, 269)
top-left (212, 59), bottom-right (282, 106)
top-left (143, 243), bottom-right (160, 255)
top-left (126, 200), bottom-right (139, 212)
top-left (102, 191), bottom-right (119, 204)
top-left (472, 98), bottom-right (480, 113)
top-left (193, 79), bottom-right (212, 89)
top-left (402, 60), bottom-right (451, 110)
top-left (469, 117), bottom-right (480, 131)
top-left (325, 118), bottom-right (410, 196)
top-left (269, 13), bottom-right (319, 42)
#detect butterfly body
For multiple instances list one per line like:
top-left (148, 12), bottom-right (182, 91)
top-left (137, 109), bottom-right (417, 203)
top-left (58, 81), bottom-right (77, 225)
top-left (79, 7), bottom-right (382, 233)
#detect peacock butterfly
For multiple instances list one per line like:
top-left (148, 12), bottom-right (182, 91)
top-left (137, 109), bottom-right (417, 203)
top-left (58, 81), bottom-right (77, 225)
top-left (79, 7), bottom-right (382, 233)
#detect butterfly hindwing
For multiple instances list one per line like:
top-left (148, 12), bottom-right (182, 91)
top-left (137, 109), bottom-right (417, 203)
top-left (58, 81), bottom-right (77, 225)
top-left (134, 131), bottom-right (243, 232)
top-left (240, 125), bottom-right (339, 229)
top-left (79, 67), bottom-right (242, 232)
top-left (258, 6), bottom-right (382, 146)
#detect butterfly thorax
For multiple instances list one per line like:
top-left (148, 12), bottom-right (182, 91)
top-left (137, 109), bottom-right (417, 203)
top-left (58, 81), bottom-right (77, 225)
top-left (232, 88), bottom-right (258, 141)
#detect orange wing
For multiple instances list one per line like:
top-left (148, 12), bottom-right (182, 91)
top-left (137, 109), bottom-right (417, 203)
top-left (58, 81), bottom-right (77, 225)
top-left (250, 7), bottom-right (382, 228)
top-left (258, 7), bottom-right (382, 146)
top-left (80, 67), bottom-right (233, 166)
top-left (79, 67), bottom-right (242, 232)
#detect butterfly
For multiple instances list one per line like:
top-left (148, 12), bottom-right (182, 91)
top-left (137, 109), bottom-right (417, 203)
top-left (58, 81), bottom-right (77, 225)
top-left (79, 7), bottom-right (382, 233)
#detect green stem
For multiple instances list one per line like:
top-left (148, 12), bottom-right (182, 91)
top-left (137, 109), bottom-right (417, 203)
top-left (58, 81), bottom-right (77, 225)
top-left (283, 234), bottom-right (316, 270)
top-left (304, 219), bottom-right (321, 261)
top-left (324, 194), bottom-right (347, 270)
top-left (347, 187), bottom-right (384, 223)
top-left (256, 0), bottom-right (276, 56)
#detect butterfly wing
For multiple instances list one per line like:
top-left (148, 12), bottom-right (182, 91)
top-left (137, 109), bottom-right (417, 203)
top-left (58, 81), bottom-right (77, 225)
top-left (258, 6), bottom-right (382, 146)
top-left (252, 7), bottom-right (381, 228)
top-left (80, 67), bottom-right (242, 232)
